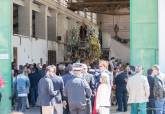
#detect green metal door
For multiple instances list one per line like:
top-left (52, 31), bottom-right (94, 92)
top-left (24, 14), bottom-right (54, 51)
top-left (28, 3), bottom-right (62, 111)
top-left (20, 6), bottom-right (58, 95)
top-left (130, 0), bottom-right (158, 71)
top-left (0, 0), bottom-right (12, 114)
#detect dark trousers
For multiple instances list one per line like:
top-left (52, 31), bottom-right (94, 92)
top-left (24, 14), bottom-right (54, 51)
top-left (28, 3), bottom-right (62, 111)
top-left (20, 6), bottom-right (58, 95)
top-left (147, 98), bottom-right (156, 114)
top-left (116, 90), bottom-right (127, 112)
top-left (63, 106), bottom-right (70, 114)
top-left (30, 86), bottom-right (38, 106)
top-left (63, 100), bottom-right (70, 114)
top-left (91, 96), bottom-right (94, 109)
top-left (17, 96), bottom-right (27, 113)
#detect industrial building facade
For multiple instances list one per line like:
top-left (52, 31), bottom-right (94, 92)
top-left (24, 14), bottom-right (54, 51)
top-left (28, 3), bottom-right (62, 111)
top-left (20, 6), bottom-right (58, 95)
top-left (1, 0), bottom-right (165, 114)
top-left (13, 0), bottom-right (98, 65)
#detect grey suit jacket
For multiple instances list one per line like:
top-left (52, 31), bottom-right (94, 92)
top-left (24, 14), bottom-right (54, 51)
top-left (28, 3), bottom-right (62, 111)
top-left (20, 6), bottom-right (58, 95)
top-left (64, 77), bottom-right (92, 109)
top-left (36, 76), bottom-right (57, 106)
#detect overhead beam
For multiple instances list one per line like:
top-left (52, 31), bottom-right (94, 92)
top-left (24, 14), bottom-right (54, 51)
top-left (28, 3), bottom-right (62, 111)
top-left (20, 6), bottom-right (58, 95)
top-left (68, 1), bottom-right (130, 12)
top-left (32, 3), bottom-right (40, 12)
top-left (68, 1), bottom-right (129, 6)
top-left (13, 0), bottom-right (24, 6)
top-left (68, 6), bottom-right (130, 15)
top-left (47, 9), bottom-right (52, 17)
top-left (69, 6), bottom-right (129, 11)
top-left (92, 10), bottom-right (130, 15)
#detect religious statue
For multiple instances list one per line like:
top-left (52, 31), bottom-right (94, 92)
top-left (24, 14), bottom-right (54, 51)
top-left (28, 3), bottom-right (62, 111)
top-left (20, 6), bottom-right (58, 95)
top-left (80, 23), bottom-right (87, 41)
top-left (114, 24), bottom-right (119, 38)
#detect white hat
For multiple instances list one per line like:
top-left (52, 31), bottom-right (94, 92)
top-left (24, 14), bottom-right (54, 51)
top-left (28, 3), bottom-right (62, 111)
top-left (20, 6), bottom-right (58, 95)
top-left (72, 67), bottom-right (83, 71)
top-left (72, 63), bottom-right (83, 71)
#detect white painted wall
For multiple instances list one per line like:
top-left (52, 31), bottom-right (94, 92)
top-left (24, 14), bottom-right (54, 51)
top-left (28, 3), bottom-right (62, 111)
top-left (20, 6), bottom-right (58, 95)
top-left (110, 38), bottom-right (130, 63)
top-left (13, 35), bottom-right (32, 66)
top-left (31, 38), bottom-right (47, 64)
top-left (57, 14), bottom-right (68, 63)
top-left (102, 32), bottom-right (111, 48)
top-left (158, 0), bottom-right (165, 73)
top-left (12, 0), bottom-right (99, 66)
top-left (100, 14), bottom-right (130, 63)
top-left (13, 16), bottom-right (96, 66)
top-left (102, 32), bottom-right (129, 63)
top-left (13, 35), bottom-right (59, 66)
top-left (101, 14), bottom-right (130, 39)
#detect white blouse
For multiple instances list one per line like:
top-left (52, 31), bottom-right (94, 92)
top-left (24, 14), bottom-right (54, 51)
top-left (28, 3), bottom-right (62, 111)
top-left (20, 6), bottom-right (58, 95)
top-left (96, 83), bottom-right (111, 110)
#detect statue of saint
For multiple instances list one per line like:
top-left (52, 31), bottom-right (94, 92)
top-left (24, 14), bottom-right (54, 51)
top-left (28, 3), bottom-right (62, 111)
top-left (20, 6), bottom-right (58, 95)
top-left (80, 23), bottom-right (87, 41)
top-left (114, 24), bottom-right (119, 38)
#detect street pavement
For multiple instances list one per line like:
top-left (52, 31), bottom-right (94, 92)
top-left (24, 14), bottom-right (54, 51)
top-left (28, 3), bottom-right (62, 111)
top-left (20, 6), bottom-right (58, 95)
top-left (12, 106), bottom-right (130, 114)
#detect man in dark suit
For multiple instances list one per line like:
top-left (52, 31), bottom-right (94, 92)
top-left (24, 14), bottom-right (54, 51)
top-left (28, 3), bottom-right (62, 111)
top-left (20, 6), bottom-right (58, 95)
top-left (50, 65), bottom-right (64, 114)
top-left (62, 64), bottom-right (74, 114)
top-left (115, 65), bottom-right (128, 112)
top-left (82, 64), bottom-right (95, 114)
top-left (147, 69), bottom-right (155, 114)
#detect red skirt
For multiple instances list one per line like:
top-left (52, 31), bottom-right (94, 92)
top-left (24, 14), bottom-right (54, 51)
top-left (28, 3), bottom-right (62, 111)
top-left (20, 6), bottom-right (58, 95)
top-left (0, 76), bottom-right (4, 88)
top-left (92, 90), bottom-right (98, 114)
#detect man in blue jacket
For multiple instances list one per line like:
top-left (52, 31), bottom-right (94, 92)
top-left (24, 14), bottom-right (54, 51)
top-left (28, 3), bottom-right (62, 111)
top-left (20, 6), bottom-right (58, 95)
top-left (14, 66), bottom-right (30, 113)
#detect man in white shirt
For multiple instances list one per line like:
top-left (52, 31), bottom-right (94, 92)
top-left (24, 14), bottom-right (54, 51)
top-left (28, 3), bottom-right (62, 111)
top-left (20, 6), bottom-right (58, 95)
top-left (127, 66), bottom-right (150, 114)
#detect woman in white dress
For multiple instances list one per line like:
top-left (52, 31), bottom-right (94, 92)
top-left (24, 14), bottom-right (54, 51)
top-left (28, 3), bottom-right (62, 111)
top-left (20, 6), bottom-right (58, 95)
top-left (96, 73), bottom-right (111, 114)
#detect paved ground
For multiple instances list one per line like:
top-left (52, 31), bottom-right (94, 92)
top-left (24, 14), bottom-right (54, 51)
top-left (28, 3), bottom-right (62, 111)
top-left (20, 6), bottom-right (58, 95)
top-left (12, 106), bottom-right (130, 114)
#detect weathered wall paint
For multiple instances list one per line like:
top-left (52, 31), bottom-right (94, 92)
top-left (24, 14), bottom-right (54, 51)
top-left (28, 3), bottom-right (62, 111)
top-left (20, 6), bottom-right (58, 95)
top-left (0, 0), bottom-right (12, 114)
top-left (130, 0), bottom-right (158, 72)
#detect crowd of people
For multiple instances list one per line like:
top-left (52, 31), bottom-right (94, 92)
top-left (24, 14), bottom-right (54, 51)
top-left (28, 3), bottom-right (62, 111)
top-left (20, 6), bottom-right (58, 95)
top-left (10, 58), bottom-right (165, 114)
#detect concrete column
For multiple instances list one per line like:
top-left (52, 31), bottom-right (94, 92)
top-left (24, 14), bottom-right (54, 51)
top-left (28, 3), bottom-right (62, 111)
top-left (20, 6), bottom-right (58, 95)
top-left (57, 13), bottom-right (65, 41)
top-left (18, 0), bottom-right (32, 36)
top-left (0, 0), bottom-right (12, 114)
top-left (57, 13), bottom-right (65, 63)
top-left (48, 11), bottom-right (58, 41)
top-left (35, 5), bottom-right (48, 39)
top-left (158, 0), bottom-right (165, 73)
top-left (47, 10), bottom-right (58, 63)
top-left (102, 31), bottom-right (111, 49)
top-left (130, 0), bottom-right (158, 71)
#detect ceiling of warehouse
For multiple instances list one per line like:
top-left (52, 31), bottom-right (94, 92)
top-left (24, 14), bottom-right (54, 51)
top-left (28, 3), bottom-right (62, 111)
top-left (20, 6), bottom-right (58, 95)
top-left (67, 0), bottom-right (130, 15)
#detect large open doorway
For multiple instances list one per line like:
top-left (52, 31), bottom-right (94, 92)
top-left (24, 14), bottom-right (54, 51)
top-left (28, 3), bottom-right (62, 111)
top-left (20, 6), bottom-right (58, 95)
top-left (68, 0), bottom-right (130, 63)
top-left (68, 0), bottom-right (158, 71)
top-left (0, 1), bottom-right (159, 114)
